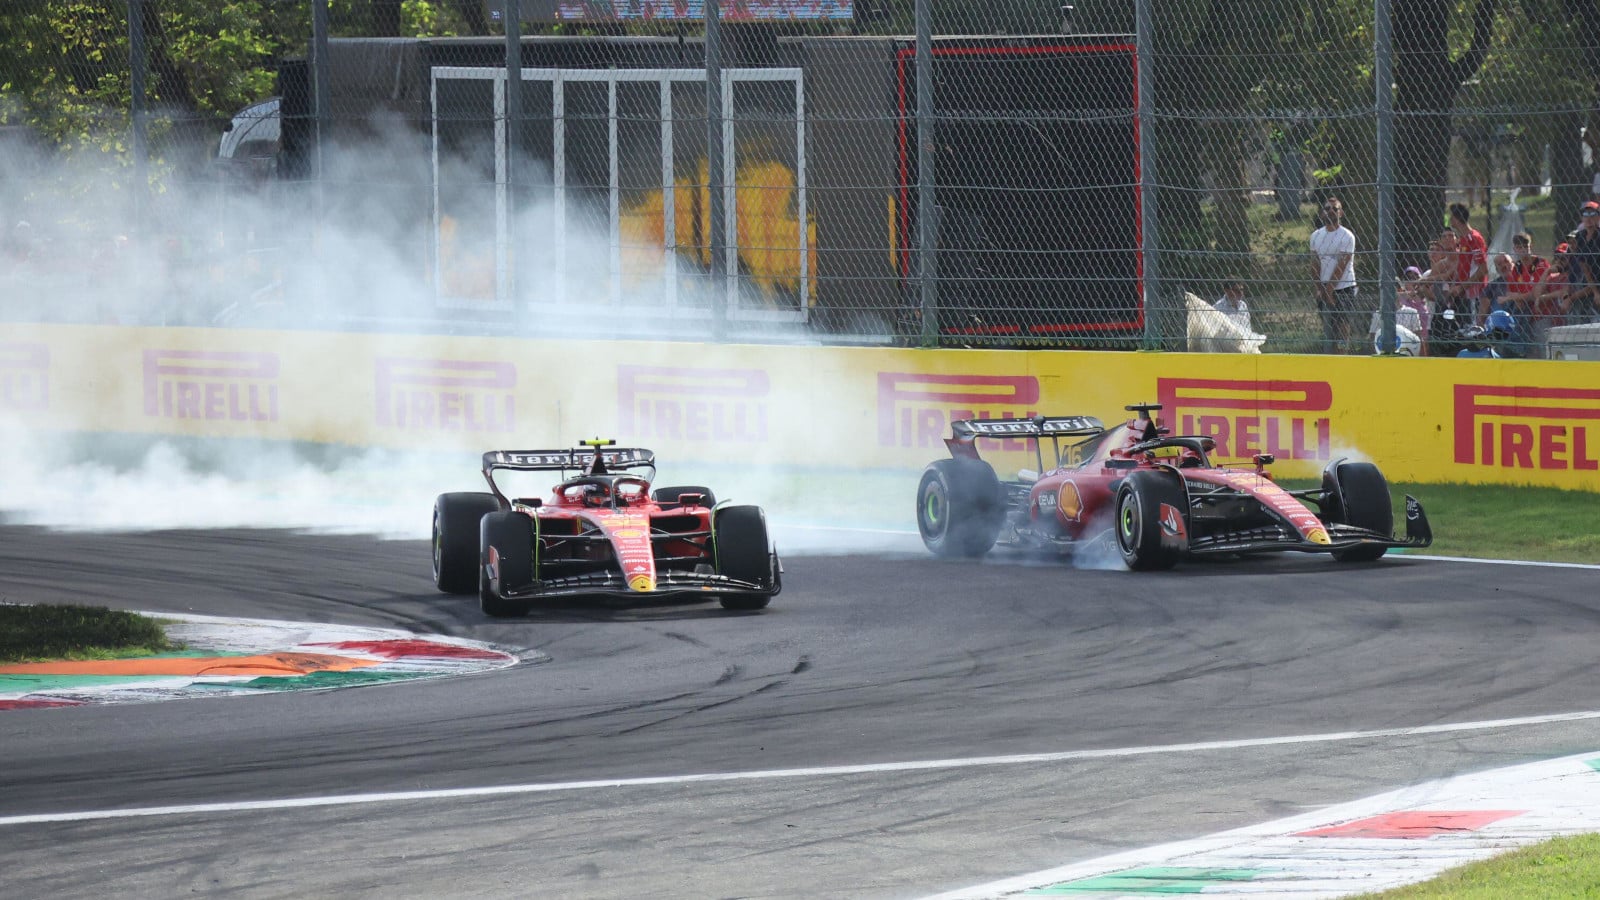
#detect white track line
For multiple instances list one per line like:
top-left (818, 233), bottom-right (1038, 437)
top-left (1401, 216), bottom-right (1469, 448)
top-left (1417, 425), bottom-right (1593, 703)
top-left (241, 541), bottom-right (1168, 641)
top-left (7, 708), bottom-right (1600, 826)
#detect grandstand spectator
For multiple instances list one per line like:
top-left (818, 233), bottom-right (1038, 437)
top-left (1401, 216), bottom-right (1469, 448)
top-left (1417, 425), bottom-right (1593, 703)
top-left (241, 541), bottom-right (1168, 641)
top-left (1447, 202), bottom-right (1488, 314)
top-left (1310, 196), bottom-right (1357, 353)
top-left (1568, 200), bottom-right (1600, 325)
top-left (1527, 243), bottom-right (1574, 357)
top-left (1479, 252), bottom-right (1512, 321)
top-left (1212, 277), bottom-right (1253, 333)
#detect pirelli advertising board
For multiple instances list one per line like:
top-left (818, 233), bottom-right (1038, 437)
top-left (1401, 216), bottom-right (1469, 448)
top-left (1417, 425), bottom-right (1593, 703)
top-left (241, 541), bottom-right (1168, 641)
top-left (4, 324), bottom-right (1598, 492)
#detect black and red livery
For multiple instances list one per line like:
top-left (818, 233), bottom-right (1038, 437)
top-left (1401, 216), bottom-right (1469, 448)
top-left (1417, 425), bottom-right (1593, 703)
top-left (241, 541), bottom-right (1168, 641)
top-left (433, 439), bottom-right (781, 617)
top-left (916, 403), bottom-right (1432, 569)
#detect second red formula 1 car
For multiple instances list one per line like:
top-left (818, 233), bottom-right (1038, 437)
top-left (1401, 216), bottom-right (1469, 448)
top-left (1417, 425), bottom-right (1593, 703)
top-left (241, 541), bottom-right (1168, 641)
top-left (915, 403), bottom-right (1432, 569)
top-left (433, 439), bottom-right (781, 616)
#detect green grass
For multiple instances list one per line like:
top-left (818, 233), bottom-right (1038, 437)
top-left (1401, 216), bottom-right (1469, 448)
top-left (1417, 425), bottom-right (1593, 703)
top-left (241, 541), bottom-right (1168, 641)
top-left (1348, 832), bottom-right (1600, 899)
top-left (0, 603), bottom-right (178, 663)
top-left (1281, 479), bottom-right (1600, 564)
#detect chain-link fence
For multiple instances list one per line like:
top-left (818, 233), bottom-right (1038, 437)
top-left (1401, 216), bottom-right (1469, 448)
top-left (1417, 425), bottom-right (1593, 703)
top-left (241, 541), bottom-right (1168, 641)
top-left (4, 0), bottom-right (1600, 357)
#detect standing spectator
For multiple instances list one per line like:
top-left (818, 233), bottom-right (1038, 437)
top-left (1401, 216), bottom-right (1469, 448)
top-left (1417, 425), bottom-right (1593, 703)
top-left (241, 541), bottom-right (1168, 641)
top-left (1480, 253), bottom-right (1513, 320)
top-left (1212, 277), bottom-right (1253, 333)
top-left (1447, 202), bottom-right (1488, 316)
top-left (1527, 243), bottom-right (1574, 357)
top-left (1568, 200), bottom-right (1600, 325)
top-left (1310, 196), bottom-right (1356, 353)
top-left (1503, 232), bottom-right (1547, 358)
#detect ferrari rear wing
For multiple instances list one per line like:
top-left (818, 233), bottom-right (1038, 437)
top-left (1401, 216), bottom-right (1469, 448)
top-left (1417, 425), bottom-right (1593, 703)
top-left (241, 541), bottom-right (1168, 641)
top-left (482, 448), bottom-right (656, 474)
top-left (947, 415), bottom-right (1106, 471)
top-left (951, 416), bottom-right (1104, 440)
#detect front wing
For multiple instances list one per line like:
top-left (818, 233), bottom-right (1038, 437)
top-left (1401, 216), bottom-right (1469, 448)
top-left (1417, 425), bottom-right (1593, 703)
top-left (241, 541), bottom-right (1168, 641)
top-left (1186, 495), bottom-right (1433, 556)
top-left (486, 560), bottom-right (782, 602)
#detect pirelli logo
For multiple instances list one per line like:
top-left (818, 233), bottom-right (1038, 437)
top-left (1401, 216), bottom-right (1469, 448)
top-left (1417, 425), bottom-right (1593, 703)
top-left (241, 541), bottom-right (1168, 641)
top-left (877, 372), bottom-right (1040, 449)
top-left (142, 349), bottom-right (279, 422)
top-left (1156, 378), bottom-right (1332, 460)
top-left (618, 365), bottom-right (768, 442)
top-left (1453, 384), bottom-right (1600, 471)
top-left (0, 342), bottom-right (49, 412)
top-left (375, 357), bottom-right (515, 433)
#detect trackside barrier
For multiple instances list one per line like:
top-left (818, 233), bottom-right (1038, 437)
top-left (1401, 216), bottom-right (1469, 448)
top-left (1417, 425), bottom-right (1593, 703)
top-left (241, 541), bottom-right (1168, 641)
top-left (3, 324), bottom-right (1599, 492)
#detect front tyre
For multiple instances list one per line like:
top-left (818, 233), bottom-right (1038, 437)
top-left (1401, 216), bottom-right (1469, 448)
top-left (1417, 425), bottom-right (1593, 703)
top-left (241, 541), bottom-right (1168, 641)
top-left (1113, 470), bottom-right (1187, 571)
top-left (479, 511), bottom-right (534, 618)
top-left (713, 505), bottom-right (777, 611)
top-left (1323, 461), bottom-right (1393, 562)
top-left (916, 459), bottom-right (1004, 559)
top-left (434, 492), bottom-right (501, 594)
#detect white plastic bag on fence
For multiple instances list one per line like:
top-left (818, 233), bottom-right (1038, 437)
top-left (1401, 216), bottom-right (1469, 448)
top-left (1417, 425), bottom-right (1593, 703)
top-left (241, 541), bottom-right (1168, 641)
top-left (1186, 293), bottom-right (1265, 353)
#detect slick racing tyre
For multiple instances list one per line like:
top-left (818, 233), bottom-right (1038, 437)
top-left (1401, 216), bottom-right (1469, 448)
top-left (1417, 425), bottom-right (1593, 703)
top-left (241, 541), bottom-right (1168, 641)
top-left (1113, 470), bottom-right (1187, 571)
top-left (713, 505), bottom-right (776, 611)
top-left (917, 459), bottom-right (1004, 559)
top-left (1322, 461), bottom-right (1393, 562)
top-left (479, 511), bottom-right (535, 618)
top-left (433, 492), bottom-right (501, 594)
top-left (653, 485), bottom-right (717, 508)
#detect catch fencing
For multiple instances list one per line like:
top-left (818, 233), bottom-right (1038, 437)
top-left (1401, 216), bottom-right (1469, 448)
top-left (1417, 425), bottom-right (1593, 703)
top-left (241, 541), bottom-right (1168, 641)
top-left (2, 0), bottom-right (1597, 357)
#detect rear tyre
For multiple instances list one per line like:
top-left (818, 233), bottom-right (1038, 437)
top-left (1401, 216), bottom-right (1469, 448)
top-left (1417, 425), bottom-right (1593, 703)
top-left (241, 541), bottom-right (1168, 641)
top-left (433, 492), bottom-right (500, 594)
top-left (713, 505), bottom-right (776, 611)
top-left (916, 459), bottom-right (1004, 559)
top-left (1113, 470), bottom-right (1187, 571)
top-left (654, 485), bottom-right (717, 507)
top-left (1323, 462), bottom-right (1393, 562)
top-left (479, 511), bottom-right (534, 618)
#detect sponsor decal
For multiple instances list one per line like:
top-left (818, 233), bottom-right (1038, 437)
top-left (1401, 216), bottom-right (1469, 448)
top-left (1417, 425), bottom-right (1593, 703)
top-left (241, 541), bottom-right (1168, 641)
top-left (1453, 384), bottom-right (1600, 471)
top-left (375, 357), bottom-right (514, 433)
top-left (628, 573), bottom-right (656, 592)
top-left (1158, 502), bottom-right (1186, 538)
top-left (612, 527), bottom-right (646, 539)
top-left (618, 365), bottom-right (768, 442)
top-left (1156, 378), bottom-right (1332, 460)
top-left (142, 349), bottom-right (279, 422)
top-left (1219, 471), bottom-right (1325, 536)
top-left (1058, 480), bottom-right (1084, 521)
top-left (877, 372), bottom-right (1040, 450)
top-left (0, 342), bottom-right (48, 412)
top-left (1306, 526), bottom-right (1331, 545)
top-left (1035, 490), bottom-right (1057, 515)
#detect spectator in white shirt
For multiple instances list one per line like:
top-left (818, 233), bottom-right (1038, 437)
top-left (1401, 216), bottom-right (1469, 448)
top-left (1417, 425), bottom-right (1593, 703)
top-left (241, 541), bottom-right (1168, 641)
top-left (1213, 277), bottom-right (1252, 332)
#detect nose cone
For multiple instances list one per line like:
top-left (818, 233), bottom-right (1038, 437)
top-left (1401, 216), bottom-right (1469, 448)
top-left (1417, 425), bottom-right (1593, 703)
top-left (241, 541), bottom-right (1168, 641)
top-left (628, 573), bottom-right (656, 592)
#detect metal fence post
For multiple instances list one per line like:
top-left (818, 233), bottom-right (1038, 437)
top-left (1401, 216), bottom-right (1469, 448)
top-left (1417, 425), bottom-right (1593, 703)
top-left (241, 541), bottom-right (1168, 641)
top-left (1375, 0), bottom-right (1397, 355)
top-left (706, 0), bottom-right (727, 339)
top-left (505, 0), bottom-right (521, 307)
top-left (127, 0), bottom-right (147, 234)
top-left (1135, 0), bottom-right (1161, 349)
top-left (311, 0), bottom-right (331, 299)
top-left (915, 0), bottom-right (938, 347)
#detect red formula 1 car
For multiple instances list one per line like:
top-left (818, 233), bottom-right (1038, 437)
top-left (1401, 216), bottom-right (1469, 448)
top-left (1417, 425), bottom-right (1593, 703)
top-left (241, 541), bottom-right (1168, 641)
top-left (432, 439), bottom-right (781, 617)
top-left (915, 403), bottom-right (1432, 570)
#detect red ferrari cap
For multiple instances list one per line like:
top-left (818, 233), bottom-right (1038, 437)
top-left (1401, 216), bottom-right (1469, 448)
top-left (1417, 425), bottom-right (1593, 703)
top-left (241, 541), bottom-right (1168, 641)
top-left (1584, 201), bottom-right (1600, 213)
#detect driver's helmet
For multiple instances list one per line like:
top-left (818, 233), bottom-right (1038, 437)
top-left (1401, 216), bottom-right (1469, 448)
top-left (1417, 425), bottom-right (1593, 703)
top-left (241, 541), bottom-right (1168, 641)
top-left (1178, 447), bottom-right (1204, 468)
top-left (581, 481), bottom-right (611, 506)
top-left (1485, 309), bottom-right (1515, 341)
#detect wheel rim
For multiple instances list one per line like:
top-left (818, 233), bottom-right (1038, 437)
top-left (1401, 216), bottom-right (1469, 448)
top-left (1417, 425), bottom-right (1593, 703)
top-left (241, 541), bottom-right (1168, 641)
top-left (431, 512), bottom-right (443, 580)
top-left (921, 480), bottom-right (949, 538)
top-left (1117, 491), bottom-right (1138, 553)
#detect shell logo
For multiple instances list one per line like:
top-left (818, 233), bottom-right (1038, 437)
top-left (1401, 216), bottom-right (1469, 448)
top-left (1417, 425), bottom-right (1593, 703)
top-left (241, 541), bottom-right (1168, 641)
top-left (613, 528), bottom-right (646, 539)
top-left (628, 573), bottom-right (656, 592)
top-left (1306, 526), bottom-right (1331, 545)
top-left (1057, 481), bottom-right (1083, 521)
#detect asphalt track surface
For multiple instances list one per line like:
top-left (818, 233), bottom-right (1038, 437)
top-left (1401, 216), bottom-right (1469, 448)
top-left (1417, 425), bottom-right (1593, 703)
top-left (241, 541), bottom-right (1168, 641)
top-left (4, 525), bottom-right (1600, 899)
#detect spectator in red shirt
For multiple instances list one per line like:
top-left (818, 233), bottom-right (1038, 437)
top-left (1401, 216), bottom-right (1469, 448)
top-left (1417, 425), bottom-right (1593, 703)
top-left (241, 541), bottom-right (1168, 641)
top-left (1447, 202), bottom-right (1488, 314)
top-left (1504, 230), bottom-right (1547, 319)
